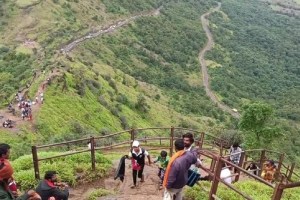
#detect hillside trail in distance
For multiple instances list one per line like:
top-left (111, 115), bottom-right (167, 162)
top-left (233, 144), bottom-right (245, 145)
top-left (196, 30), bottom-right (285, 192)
top-left (199, 2), bottom-right (240, 119)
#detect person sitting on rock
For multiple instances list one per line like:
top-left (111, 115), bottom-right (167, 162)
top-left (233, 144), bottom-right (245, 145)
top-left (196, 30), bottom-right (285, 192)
top-left (35, 171), bottom-right (69, 200)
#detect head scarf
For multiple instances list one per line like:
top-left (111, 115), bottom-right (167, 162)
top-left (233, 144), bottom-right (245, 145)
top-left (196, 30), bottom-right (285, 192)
top-left (0, 159), bottom-right (13, 181)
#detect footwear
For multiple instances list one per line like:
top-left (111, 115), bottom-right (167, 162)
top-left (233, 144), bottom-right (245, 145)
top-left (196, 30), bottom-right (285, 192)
top-left (130, 185), bottom-right (136, 189)
top-left (159, 184), bottom-right (163, 190)
top-left (140, 174), bottom-right (145, 182)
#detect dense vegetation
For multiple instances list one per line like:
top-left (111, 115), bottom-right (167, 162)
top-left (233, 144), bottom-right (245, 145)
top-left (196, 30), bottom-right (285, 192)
top-left (207, 0), bottom-right (300, 121)
top-left (78, 0), bottom-right (229, 122)
top-left (12, 152), bottom-right (112, 190)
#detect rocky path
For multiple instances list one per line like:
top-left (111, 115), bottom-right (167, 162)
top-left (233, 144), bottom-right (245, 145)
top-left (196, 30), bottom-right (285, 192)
top-left (199, 3), bottom-right (240, 119)
top-left (0, 69), bottom-right (61, 132)
top-left (69, 158), bottom-right (163, 200)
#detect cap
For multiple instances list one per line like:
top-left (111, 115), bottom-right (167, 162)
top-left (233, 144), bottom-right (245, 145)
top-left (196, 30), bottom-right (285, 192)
top-left (132, 141), bottom-right (139, 147)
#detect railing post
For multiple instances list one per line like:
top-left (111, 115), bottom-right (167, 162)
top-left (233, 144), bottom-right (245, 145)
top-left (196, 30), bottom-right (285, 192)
top-left (130, 128), bottom-right (135, 148)
top-left (90, 136), bottom-right (96, 171)
top-left (32, 146), bottom-right (40, 179)
top-left (219, 142), bottom-right (223, 156)
top-left (259, 149), bottom-right (266, 177)
top-left (275, 153), bottom-right (285, 180)
top-left (209, 157), bottom-right (223, 200)
top-left (272, 183), bottom-right (284, 200)
top-left (243, 154), bottom-right (248, 168)
top-left (210, 159), bottom-right (216, 173)
top-left (288, 163), bottom-right (295, 181)
top-left (199, 132), bottom-right (205, 149)
top-left (170, 127), bottom-right (174, 157)
top-left (234, 151), bottom-right (245, 182)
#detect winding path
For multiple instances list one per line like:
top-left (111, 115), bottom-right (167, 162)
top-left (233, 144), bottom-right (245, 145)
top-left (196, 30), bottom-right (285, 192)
top-left (199, 3), bottom-right (240, 119)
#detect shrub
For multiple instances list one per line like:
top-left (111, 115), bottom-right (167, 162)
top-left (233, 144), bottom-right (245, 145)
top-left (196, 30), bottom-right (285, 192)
top-left (87, 188), bottom-right (113, 200)
top-left (120, 115), bottom-right (129, 129)
top-left (12, 152), bottom-right (112, 190)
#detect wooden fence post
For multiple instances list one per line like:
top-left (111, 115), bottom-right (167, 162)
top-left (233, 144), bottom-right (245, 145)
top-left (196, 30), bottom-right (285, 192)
top-left (210, 159), bottom-right (216, 174)
top-left (276, 153), bottom-right (285, 180)
top-left (209, 157), bottom-right (223, 200)
top-left (219, 142), bottom-right (223, 156)
top-left (130, 128), bottom-right (135, 148)
top-left (234, 151), bottom-right (245, 182)
top-left (288, 163), bottom-right (295, 181)
top-left (170, 127), bottom-right (174, 157)
top-left (243, 154), bottom-right (248, 169)
top-left (32, 146), bottom-right (40, 179)
top-left (272, 183), bottom-right (284, 200)
top-left (259, 149), bottom-right (266, 177)
top-left (199, 132), bottom-right (205, 149)
top-left (90, 136), bottom-right (96, 171)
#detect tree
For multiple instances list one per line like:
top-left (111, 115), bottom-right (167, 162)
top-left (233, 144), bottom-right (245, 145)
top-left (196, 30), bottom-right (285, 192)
top-left (239, 102), bottom-right (280, 148)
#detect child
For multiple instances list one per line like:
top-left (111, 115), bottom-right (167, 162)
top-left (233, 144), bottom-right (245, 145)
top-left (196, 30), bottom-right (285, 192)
top-left (154, 150), bottom-right (169, 189)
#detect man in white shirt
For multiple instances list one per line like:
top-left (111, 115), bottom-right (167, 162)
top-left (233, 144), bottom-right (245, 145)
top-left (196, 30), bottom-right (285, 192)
top-left (182, 133), bottom-right (202, 167)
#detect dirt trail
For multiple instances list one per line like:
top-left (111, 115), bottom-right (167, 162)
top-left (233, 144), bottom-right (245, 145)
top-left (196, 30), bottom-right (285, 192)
top-left (69, 158), bottom-right (163, 200)
top-left (199, 3), bottom-right (240, 119)
top-left (0, 69), bottom-right (61, 132)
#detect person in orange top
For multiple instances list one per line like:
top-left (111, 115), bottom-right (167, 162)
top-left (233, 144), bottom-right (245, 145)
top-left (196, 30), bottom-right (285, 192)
top-left (261, 160), bottom-right (276, 183)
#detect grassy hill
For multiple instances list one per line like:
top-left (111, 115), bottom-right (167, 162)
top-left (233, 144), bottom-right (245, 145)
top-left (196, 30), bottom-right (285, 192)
top-left (0, 0), bottom-right (229, 158)
top-left (0, 0), bottom-right (299, 164)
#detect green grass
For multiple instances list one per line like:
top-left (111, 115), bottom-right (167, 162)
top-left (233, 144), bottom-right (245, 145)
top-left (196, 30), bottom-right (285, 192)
top-left (15, 0), bottom-right (41, 8)
top-left (185, 180), bottom-right (300, 200)
top-left (12, 151), bottom-right (112, 190)
top-left (87, 188), bottom-right (113, 200)
top-left (15, 45), bottom-right (33, 55)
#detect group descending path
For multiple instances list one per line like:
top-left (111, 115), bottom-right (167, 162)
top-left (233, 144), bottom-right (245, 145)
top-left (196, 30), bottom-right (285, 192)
top-left (199, 3), bottom-right (240, 119)
top-left (0, 69), bottom-right (61, 132)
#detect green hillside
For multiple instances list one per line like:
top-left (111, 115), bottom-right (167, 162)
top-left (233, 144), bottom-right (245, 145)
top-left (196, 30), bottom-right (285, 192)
top-left (207, 0), bottom-right (300, 120)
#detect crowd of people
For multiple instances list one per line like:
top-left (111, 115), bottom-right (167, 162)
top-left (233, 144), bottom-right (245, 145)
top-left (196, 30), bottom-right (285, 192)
top-left (0, 143), bottom-right (69, 200)
top-left (120, 133), bottom-right (280, 200)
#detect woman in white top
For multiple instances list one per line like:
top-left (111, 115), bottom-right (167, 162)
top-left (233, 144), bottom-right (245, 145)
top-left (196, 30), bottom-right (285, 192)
top-left (220, 163), bottom-right (232, 184)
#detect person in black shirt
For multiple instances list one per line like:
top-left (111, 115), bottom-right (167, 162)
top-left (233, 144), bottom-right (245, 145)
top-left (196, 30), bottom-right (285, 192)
top-left (128, 141), bottom-right (152, 188)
